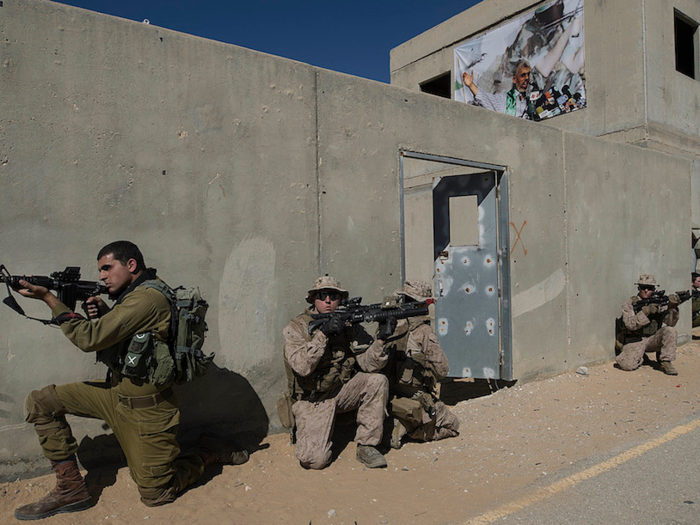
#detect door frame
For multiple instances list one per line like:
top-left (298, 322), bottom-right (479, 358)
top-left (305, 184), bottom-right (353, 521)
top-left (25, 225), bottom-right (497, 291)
top-left (399, 150), bottom-right (513, 380)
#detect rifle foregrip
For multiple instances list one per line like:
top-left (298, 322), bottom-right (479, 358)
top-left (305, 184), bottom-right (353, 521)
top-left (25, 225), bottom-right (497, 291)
top-left (364, 306), bottom-right (429, 323)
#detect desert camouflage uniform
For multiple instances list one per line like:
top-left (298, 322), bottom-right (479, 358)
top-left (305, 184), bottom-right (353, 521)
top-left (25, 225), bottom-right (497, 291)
top-left (616, 296), bottom-right (678, 371)
top-left (386, 317), bottom-right (459, 442)
top-left (283, 310), bottom-right (389, 469)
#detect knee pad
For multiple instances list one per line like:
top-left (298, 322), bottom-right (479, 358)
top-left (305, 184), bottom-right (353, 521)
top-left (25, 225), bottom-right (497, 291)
top-left (24, 385), bottom-right (65, 424)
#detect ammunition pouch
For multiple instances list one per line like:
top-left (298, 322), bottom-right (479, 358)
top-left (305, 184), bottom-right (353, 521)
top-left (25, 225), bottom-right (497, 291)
top-left (390, 391), bottom-right (437, 430)
top-left (394, 354), bottom-right (437, 391)
top-left (122, 332), bottom-right (154, 380)
top-left (297, 341), bottom-right (357, 395)
top-left (389, 397), bottom-right (424, 431)
top-left (97, 332), bottom-right (174, 385)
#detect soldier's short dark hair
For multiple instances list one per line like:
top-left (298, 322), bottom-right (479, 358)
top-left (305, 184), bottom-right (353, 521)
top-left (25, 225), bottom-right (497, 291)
top-left (693, 272), bottom-right (700, 281)
top-left (98, 241), bottom-right (147, 272)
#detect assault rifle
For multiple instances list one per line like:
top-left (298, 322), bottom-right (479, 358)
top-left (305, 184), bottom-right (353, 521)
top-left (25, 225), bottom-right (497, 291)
top-left (632, 290), bottom-right (691, 314)
top-left (309, 296), bottom-right (434, 334)
top-left (0, 265), bottom-right (107, 324)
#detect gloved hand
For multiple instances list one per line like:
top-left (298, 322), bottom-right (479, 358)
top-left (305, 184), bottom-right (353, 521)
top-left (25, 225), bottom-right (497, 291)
top-left (642, 304), bottom-right (659, 316)
top-left (320, 316), bottom-right (344, 337)
top-left (377, 316), bottom-right (397, 341)
top-left (668, 294), bottom-right (680, 308)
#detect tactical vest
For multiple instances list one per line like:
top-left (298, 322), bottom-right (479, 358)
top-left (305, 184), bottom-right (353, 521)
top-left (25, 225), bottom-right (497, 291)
top-left (98, 279), bottom-right (172, 384)
top-left (619, 296), bottom-right (663, 344)
top-left (384, 317), bottom-right (438, 395)
top-left (285, 312), bottom-right (358, 400)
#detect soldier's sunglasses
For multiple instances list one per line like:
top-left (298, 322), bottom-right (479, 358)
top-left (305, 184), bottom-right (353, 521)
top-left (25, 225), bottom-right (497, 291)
top-left (639, 285), bottom-right (655, 291)
top-left (316, 291), bottom-right (340, 301)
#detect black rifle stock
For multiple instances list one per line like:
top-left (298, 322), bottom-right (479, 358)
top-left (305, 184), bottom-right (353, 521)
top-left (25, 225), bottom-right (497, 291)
top-left (0, 264), bottom-right (107, 323)
top-left (309, 296), bottom-right (434, 334)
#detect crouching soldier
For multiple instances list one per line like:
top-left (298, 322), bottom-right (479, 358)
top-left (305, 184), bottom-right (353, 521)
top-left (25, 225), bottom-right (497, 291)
top-left (616, 274), bottom-right (680, 375)
top-left (383, 280), bottom-right (459, 449)
top-left (282, 276), bottom-right (396, 470)
top-left (13, 241), bottom-right (247, 520)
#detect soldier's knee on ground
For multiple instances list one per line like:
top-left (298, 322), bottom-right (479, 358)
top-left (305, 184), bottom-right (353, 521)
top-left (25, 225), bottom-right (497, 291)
top-left (138, 479), bottom-right (178, 507)
top-left (299, 451), bottom-right (332, 470)
top-left (24, 385), bottom-right (68, 434)
top-left (295, 439), bottom-right (333, 470)
top-left (615, 360), bottom-right (638, 371)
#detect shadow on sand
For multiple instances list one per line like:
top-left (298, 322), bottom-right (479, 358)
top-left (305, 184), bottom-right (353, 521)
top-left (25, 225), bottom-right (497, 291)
top-left (77, 364), bottom-right (268, 501)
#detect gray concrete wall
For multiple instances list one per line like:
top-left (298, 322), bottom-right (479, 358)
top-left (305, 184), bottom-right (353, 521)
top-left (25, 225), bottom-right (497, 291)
top-left (0, 0), bottom-right (692, 479)
top-left (390, 0), bottom-right (700, 250)
top-left (644, 0), bottom-right (700, 156)
top-left (565, 133), bottom-right (691, 368)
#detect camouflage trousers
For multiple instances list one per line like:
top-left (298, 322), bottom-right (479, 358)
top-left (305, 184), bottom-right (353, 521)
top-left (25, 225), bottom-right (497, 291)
top-left (24, 381), bottom-right (204, 507)
top-left (405, 401), bottom-right (460, 442)
top-left (291, 372), bottom-right (389, 469)
top-left (616, 326), bottom-right (677, 371)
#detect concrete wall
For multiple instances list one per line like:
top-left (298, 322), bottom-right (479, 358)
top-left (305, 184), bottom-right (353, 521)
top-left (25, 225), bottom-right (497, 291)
top-left (0, 0), bottom-right (691, 479)
top-left (644, 0), bottom-right (700, 156)
top-left (390, 0), bottom-right (700, 245)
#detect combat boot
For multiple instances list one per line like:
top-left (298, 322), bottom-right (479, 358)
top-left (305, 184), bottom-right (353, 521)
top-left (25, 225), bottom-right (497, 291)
top-left (198, 434), bottom-right (250, 467)
top-left (660, 361), bottom-right (679, 375)
top-left (356, 445), bottom-right (387, 468)
top-left (15, 457), bottom-right (91, 521)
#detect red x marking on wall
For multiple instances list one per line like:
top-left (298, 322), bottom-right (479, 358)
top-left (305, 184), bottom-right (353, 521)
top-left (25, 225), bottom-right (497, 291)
top-left (510, 221), bottom-right (527, 256)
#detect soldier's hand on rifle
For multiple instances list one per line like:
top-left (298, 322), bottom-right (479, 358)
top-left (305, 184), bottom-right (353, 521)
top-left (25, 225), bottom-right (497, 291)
top-left (16, 279), bottom-right (59, 308)
top-left (320, 316), bottom-right (344, 337)
top-left (642, 304), bottom-right (659, 316)
top-left (16, 279), bottom-right (50, 300)
top-left (668, 293), bottom-right (680, 309)
top-left (83, 296), bottom-right (109, 319)
top-left (377, 316), bottom-right (397, 342)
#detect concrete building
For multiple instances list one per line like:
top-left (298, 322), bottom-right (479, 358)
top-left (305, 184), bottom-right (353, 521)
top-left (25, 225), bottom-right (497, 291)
top-left (0, 0), bottom-right (694, 479)
top-left (391, 0), bottom-right (700, 247)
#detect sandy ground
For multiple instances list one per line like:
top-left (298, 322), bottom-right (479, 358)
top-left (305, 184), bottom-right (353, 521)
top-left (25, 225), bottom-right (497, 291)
top-left (3, 339), bottom-right (700, 525)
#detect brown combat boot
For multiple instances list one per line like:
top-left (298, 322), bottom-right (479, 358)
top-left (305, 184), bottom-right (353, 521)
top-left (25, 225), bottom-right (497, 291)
top-left (15, 458), bottom-right (92, 521)
top-left (660, 361), bottom-right (679, 375)
top-left (198, 435), bottom-right (250, 468)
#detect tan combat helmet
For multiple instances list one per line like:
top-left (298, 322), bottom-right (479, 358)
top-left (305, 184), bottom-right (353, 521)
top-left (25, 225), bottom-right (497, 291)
top-left (396, 279), bottom-right (433, 301)
top-left (635, 274), bottom-right (658, 288)
top-left (305, 275), bottom-right (349, 304)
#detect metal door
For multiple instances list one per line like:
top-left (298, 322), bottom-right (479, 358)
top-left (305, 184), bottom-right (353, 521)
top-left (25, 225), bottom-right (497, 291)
top-left (400, 151), bottom-right (511, 380)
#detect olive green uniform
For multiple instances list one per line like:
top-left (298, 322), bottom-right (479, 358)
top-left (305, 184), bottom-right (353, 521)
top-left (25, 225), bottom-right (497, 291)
top-left (385, 317), bottom-right (459, 442)
top-left (24, 274), bottom-right (204, 506)
top-left (616, 296), bottom-right (678, 371)
top-left (283, 309), bottom-right (389, 470)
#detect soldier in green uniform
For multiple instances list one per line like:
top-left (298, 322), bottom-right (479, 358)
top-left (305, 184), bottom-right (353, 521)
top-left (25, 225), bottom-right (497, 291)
top-left (14, 241), bottom-right (247, 520)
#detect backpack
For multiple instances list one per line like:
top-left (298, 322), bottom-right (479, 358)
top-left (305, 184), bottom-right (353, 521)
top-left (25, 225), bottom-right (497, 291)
top-left (141, 280), bottom-right (214, 384)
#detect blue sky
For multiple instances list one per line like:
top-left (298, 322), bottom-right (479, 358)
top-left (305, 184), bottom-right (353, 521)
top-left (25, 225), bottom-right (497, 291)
top-left (53, 1), bottom-right (481, 83)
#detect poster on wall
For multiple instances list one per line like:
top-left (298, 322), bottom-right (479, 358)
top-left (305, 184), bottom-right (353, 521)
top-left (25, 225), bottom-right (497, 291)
top-left (454, 0), bottom-right (585, 121)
